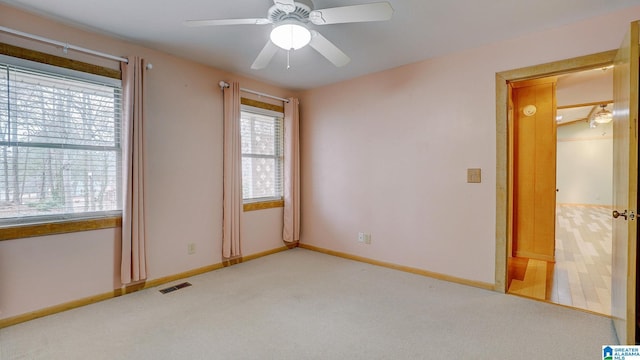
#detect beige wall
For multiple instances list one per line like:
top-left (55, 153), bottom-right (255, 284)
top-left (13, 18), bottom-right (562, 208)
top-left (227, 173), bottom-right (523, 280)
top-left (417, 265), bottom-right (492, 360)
top-left (2, 2), bottom-right (640, 321)
top-left (557, 121), bottom-right (613, 206)
top-left (0, 4), bottom-right (290, 319)
top-left (298, 6), bottom-right (640, 284)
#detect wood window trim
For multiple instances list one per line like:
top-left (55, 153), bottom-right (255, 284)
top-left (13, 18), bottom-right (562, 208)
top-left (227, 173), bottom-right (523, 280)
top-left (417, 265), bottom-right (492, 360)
top-left (243, 200), bottom-right (284, 212)
top-left (241, 97), bottom-right (284, 113)
top-left (0, 43), bottom-right (123, 241)
top-left (0, 42), bottom-right (121, 79)
top-left (0, 216), bottom-right (122, 241)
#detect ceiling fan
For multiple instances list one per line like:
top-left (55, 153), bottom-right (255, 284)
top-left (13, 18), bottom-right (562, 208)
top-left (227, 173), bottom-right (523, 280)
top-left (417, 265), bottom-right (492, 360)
top-left (184, 0), bottom-right (394, 69)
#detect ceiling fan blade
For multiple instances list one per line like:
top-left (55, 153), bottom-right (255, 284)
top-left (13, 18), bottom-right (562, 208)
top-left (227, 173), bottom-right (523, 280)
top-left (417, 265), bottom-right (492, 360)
top-left (251, 41), bottom-right (279, 70)
top-left (184, 18), bottom-right (270, 27)
top-left (309, 31), bottom-right (350, 67)
top-left (273, 0), bottom-right (296, 13)
top-left (309, 2), bottom-right (394, 25)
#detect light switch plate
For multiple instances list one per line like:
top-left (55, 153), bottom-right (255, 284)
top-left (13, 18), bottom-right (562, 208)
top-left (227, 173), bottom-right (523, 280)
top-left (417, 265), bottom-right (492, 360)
top-left (467, 168), bottom-right (481, 183)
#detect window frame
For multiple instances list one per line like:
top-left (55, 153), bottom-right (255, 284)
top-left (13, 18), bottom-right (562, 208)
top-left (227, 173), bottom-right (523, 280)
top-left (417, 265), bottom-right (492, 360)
top-left (0, 43), bottom-right (122, 239)
top-left (240, 98), bottom-right (285, 212)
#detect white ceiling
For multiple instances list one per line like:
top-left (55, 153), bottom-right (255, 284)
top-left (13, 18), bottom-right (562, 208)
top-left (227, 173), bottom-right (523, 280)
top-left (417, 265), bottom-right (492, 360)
top-left (2, 0), bottom-right (640, 90)
top-left (556, 65), bottom-right (613, 124)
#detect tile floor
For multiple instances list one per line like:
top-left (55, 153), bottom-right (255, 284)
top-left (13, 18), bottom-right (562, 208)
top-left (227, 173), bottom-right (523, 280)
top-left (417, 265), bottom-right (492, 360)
top-left (508, 205), bottom-right (612, 315)
top-left (551, 205), bottom-right (612, 314)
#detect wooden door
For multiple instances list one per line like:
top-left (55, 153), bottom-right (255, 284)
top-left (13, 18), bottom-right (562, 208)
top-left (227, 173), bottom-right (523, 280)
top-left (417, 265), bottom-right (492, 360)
top-left (512, 79), bottom-right (557, 261)
top-left (611, 20), bottom-right (639, 345)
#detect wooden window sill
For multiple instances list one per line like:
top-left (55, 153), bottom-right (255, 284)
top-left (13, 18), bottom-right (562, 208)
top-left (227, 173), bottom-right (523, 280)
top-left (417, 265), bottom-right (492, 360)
top-left (243, 200), bottom-right (284, 212)
top-left (0, 216), bottom-right (122, 241)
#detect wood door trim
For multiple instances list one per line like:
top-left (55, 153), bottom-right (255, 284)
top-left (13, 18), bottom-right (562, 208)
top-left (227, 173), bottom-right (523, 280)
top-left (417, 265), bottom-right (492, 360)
top-left (495, 49), bottom-right (617, 293)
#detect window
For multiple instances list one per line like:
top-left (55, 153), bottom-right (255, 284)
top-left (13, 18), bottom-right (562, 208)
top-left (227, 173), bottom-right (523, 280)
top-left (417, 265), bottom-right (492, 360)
top-left (0, 56), bottom-right (122, 225)
top-left (240, 105), bottom-right (283, 203)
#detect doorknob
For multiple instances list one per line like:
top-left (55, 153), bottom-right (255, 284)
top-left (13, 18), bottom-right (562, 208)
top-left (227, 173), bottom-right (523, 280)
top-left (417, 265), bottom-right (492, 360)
top-left (612, 210), bottom-right (636, 220)
top-left (613, 210), bottom-right (629, 220)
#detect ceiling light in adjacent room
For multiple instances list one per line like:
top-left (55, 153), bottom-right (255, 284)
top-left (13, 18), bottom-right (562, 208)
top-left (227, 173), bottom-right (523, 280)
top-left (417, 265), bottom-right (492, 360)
top-left (593, 104), bottom-right (613, 124)
top-left (270, 23), bottom-right (311, 50)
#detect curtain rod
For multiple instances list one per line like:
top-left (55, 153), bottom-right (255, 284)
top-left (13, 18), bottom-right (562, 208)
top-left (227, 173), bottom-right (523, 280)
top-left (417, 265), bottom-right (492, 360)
top-left (218, 81), bottom-right (289, 103)
top-left (0, 25), bottom-right (129, 63)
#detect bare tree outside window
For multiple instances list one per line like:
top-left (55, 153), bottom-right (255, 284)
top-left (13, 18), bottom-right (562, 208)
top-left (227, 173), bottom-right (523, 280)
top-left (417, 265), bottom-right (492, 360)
top-left (0, 63), bottom-right (121, 223)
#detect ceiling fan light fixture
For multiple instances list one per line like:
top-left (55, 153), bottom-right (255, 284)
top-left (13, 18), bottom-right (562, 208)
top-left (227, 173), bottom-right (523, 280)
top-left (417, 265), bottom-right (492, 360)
top-left (270, 23), bottom-right (311, 50)
top-left (593, 104), bottom-right (613, 124)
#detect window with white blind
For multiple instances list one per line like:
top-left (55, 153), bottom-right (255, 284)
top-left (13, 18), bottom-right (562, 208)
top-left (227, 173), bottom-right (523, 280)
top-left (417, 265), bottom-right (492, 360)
top-left (240, 105), bottom-right (283, 203)
top-left (0, 56), bottom-right (122, 225)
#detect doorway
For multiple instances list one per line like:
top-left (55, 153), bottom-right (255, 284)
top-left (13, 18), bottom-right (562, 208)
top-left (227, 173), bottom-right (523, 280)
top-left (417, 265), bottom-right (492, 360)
top-left (493, 51), bottom-right (617, 292)
top-left (505, 67), bottom-right (614, 315)
top-left (497, 22), bottom-right (640, 344)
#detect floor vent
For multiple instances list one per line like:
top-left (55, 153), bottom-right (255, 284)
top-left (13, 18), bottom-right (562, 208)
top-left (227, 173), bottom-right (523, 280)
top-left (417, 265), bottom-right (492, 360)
top-left (159, 282), bottom-right (192, 294)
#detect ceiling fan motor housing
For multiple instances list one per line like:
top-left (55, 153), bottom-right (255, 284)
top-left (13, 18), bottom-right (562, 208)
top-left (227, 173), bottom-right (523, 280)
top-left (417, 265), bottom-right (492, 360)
top-left (269, 2), bottom-right (311, 25)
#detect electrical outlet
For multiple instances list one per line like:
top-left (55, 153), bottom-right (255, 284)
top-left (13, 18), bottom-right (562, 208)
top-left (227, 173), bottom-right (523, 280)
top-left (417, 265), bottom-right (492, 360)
top-left (364, 233), bottom-right (371, 244)
top-left (187, 243), bottom-right (196, 255)
top-left (358, 232), bottom-right (371, 244)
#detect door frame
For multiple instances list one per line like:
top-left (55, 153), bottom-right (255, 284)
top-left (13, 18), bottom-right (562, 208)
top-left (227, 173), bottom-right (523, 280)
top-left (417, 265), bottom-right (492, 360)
top-left (494, 50), bottom-right (617, 293)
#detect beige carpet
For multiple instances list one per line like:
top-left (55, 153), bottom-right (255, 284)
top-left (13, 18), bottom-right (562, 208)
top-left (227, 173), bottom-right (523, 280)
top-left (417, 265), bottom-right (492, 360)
top-left (0, 248), bottom-right (617, 359)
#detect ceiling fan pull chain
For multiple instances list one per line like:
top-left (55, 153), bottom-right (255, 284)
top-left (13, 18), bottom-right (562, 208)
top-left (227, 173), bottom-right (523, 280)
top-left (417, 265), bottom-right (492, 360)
top-left (287, 49), bottom-right (291, 69)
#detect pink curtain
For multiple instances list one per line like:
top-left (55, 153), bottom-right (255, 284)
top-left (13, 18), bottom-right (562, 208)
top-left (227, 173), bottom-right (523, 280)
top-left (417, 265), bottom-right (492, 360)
top-left (121, 57), bottom-right (147, 284)
top-left (223, 82), bottom-right (242, 258)
top-left (283, 98), bottom-right (300, 242)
